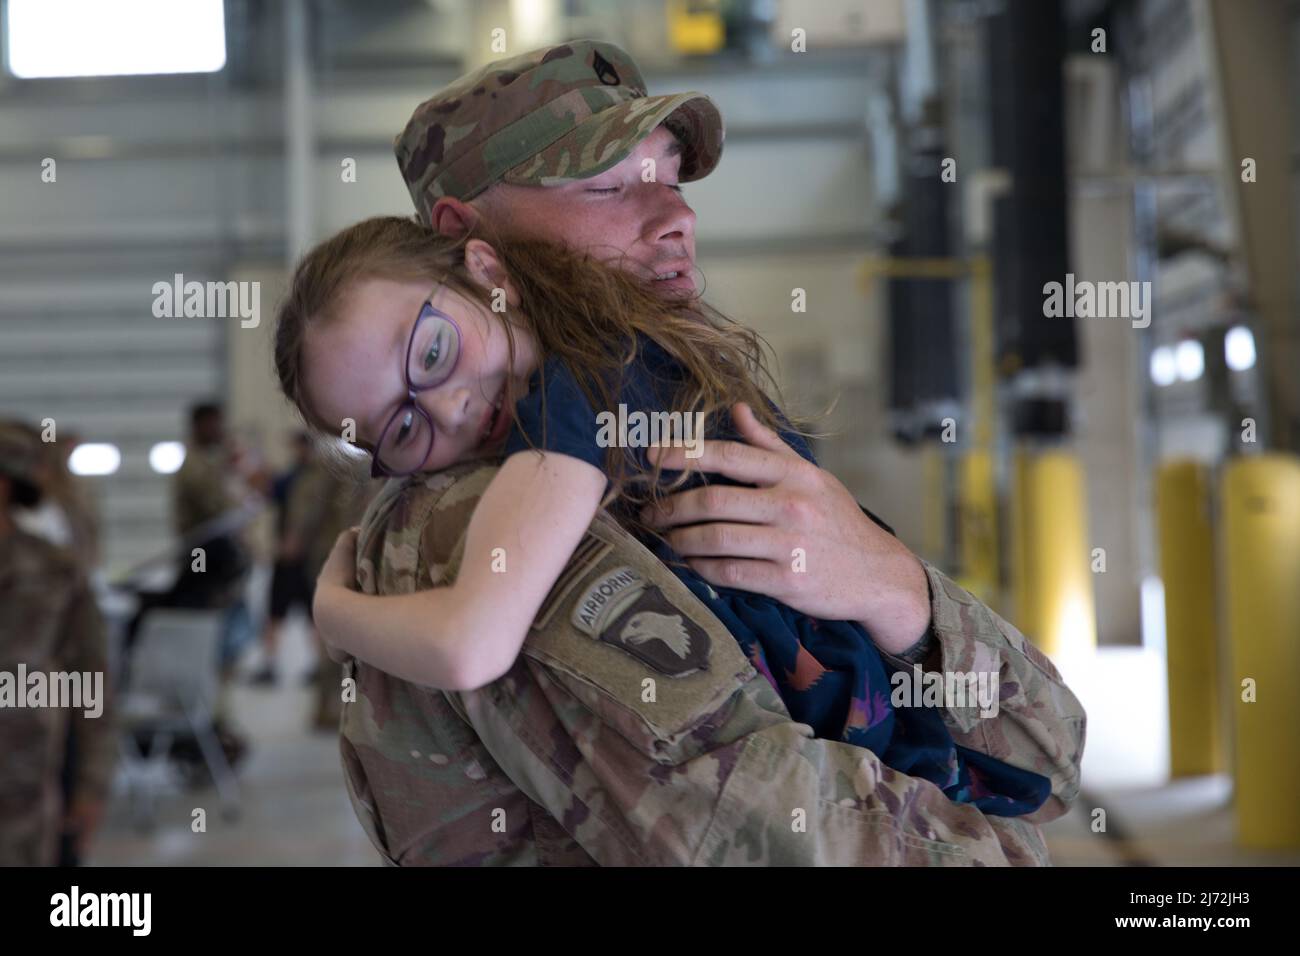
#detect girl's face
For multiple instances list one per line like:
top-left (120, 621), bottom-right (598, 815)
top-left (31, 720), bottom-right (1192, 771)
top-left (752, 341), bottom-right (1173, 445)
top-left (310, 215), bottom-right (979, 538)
top-left (302, 262), bottom-right (537, 474)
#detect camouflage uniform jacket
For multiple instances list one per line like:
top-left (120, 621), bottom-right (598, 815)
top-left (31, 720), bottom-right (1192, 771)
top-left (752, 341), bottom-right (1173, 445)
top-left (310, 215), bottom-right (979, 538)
top-left (340, 462), bottom-right (1086, 865)
top-left (0, 530), bottom-right (116, 866)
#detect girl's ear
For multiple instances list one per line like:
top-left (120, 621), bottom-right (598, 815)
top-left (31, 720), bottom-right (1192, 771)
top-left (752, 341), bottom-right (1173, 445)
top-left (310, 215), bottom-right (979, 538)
top-left (464, 239), bottom-right (520, 307)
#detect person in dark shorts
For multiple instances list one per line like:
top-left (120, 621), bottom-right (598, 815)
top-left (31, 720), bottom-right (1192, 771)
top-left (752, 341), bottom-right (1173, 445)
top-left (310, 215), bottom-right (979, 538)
top-left (250, 432), bottom-right (314, 686)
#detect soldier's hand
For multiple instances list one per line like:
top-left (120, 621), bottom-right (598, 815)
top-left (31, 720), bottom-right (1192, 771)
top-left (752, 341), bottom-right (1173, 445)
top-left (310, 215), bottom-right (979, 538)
top-left (641, 402), bottom-right (931, 655)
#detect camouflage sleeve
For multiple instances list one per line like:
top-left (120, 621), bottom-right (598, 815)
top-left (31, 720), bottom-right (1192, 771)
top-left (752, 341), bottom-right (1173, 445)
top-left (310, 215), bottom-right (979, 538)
top-left (59, 576), bottom-right (116, 803)
top-left (446, 514), bottom-right (1054, 866)
top-left (878, 561), bottom-right (1087, 824)
top-left (453, 651), bottom-right (1051, 866)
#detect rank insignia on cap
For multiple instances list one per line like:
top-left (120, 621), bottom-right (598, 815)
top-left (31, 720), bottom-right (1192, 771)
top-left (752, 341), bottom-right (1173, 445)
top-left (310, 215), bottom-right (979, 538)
top-left (570, 566), bottom-right (710, 677)
top-left (591, 49), bottom-right (621, 86)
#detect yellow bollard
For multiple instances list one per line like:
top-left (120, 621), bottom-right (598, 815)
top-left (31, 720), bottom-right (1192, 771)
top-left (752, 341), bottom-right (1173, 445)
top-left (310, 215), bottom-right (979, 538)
top-left (1221, 454), bottom-right (1300, 849)
top-left (666, 0), bottom-right (725, 55)
top-left (1155, 460), bottom-right (1223, 777)
top-left (920, 444), bottom-right (947, 566)
top-left (958, 449), bottom-right (999, 607)
top-left (1011, 448), bottom-right (1097, 662)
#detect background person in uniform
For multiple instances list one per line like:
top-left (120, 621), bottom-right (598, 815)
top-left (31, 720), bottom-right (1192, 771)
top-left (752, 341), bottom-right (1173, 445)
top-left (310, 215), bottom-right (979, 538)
top-left (0, 422), bottom-right (116, 866)
top-left (172, 403), bottom-right (254, 618)
top-left (3, 421), bottom-right (105, 865)
top-left (250, 431), bottom-right (315, 687)
top-left (9, 423), bottom-right (101, 569)
top-left (124, 401), bottom-right (265, 767)
top-left (170, 401), bottom-right (273, 682)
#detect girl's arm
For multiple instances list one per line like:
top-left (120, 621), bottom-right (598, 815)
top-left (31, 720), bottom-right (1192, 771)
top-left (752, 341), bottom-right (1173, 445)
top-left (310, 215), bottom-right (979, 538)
top-left (314, 450), bottom-right (606, 691)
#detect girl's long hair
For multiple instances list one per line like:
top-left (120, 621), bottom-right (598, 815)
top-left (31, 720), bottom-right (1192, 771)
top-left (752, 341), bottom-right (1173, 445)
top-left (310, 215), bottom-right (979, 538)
top-left (274, 215), bottom-right (809, 525)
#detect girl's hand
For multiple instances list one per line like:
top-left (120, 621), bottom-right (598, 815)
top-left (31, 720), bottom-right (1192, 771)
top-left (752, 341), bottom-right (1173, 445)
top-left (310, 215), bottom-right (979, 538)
top-left (318, 526), bottom-right (361, 591)
top-left (313, 527), bottom-right (361, 660)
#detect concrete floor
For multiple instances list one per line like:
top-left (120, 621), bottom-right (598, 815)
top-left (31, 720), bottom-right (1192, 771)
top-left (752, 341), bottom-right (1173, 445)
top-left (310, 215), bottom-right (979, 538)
top-left (1042, 776), bottom-right (1300, 867)
top-left (85, 614), bottom-right (1300, 867)
top-left (91, 613), bottom-right (379, 867)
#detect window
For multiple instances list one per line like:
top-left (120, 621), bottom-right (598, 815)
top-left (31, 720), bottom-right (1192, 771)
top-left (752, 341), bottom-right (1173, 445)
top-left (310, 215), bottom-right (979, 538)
top-left (5, 0), bottom-right (226, 79)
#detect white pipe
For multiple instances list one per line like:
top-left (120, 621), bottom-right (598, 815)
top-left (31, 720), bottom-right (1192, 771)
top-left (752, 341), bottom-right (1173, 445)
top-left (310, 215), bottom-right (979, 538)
top-left (284, 0), bottom-right (313, 265)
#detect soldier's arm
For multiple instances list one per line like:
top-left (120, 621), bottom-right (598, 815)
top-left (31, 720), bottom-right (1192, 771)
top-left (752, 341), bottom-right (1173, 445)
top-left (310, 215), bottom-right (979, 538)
top-left (877, 563), bottom-right (1087, 824)
top-left (453, 631), bottom-right (1052, 866)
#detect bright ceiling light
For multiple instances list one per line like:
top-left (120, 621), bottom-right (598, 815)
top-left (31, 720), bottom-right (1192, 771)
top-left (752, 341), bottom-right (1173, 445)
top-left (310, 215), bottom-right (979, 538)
top-left (149, 441), bottom-right (186, 475)
top-left (6, 0), bottom-right (226, 79)
top-left (1225, 326), bottom-right (1256, 372)
top-left (1175, 340), bottom-right (1204, 382)
top-left (69, 443), bottom-right (121, 476)
top-left (1150, 346), bottom-right (1177, 387)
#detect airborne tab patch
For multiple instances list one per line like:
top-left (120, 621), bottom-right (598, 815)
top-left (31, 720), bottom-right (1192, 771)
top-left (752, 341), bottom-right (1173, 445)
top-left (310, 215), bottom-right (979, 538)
top-left (570, 566), bottom-right (709, 677)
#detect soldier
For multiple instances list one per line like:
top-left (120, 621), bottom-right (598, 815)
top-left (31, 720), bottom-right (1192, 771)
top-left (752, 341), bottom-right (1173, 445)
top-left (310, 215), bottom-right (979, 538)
top-left (171, 402), bottom-right (253, 616)
top-left (251, 431), bottom-right (315, 688)
top-left (0, 422), bottom-right (116, 866)
top-left (125, 401), bottom-right (259, 770)
top-left (320, 39), bottom-right (1085, 864)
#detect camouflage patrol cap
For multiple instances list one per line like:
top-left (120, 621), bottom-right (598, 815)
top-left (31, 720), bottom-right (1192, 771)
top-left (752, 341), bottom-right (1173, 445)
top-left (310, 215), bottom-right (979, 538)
top-left (0, 421), bottom-right (42, 506)
top-left (395, 39), bottom-right (724, 222)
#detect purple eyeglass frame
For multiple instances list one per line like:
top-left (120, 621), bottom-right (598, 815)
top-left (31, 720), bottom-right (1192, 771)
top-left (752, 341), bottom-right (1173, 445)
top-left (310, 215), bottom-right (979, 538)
top-left (370, 290), bottom-right (461, 479)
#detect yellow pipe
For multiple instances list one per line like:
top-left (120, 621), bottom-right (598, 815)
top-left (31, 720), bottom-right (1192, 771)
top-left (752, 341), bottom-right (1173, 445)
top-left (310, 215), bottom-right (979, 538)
top-left (1011, 449), bottom-right (1096, 661)
top-left (958, 449), bottom-right (999, 606)
top-left (1221, 454), bottom-right (1300, 849)
top-left (968, 257), bottom-right (994, 450)
top-left (859, 257), bottom-right (974, 282)
top-left (921, 445), bottom-right (946, 565)
top-left (1155, 460), bottom-right (1223, 776)
top-left (666, 0), bottom-right (725, 55)
top-left (957, 257), bottom-right (999, 607)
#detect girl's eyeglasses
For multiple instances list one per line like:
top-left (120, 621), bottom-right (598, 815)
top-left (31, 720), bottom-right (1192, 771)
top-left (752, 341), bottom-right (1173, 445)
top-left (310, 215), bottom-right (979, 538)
top-left (370, 289), bottom-right (462, 478)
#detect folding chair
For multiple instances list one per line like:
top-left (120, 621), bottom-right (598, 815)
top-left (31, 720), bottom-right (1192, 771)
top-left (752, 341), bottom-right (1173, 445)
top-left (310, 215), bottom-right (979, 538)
top-left (116, 608), bottom-right (241, 829)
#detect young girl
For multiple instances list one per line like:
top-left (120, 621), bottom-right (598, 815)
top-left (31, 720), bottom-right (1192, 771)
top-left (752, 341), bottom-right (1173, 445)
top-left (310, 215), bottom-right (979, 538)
top-left (274, 215), bottom-right (1050, 817)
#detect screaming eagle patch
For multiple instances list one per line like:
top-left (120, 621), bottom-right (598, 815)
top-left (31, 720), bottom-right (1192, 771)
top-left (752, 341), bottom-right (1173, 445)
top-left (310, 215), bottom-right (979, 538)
top-left (570, 566), bottom-right (710, 677)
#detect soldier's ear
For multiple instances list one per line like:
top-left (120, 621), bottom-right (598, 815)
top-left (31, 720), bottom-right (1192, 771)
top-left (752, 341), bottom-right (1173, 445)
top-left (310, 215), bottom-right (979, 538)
top-left (430, 197), bottom-right (478, 239)
top-left (464, 239), bottom-right (520, 307)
